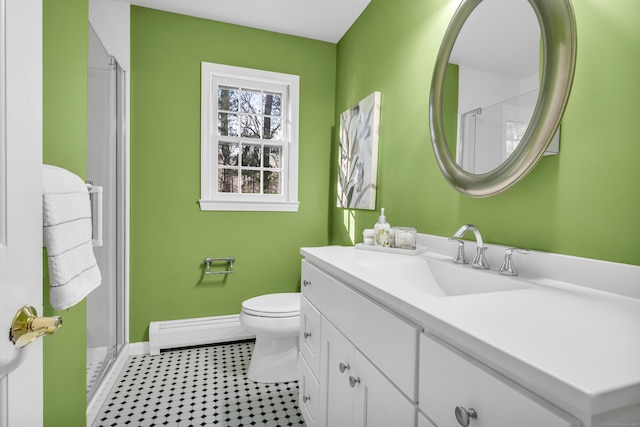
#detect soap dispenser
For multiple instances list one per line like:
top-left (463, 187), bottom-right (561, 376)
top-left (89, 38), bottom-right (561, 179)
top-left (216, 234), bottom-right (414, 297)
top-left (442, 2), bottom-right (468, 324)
top-left (374, 208), bottom-right (392, 247)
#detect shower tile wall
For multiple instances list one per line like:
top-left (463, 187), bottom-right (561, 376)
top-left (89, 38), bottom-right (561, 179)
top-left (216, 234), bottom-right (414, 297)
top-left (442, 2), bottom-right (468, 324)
top-left (93, 341), bottom-right (305, 427)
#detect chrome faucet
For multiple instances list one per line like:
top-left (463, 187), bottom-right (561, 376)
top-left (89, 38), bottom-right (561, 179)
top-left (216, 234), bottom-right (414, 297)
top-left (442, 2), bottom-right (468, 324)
top-left (451, 224), bottom-right (490, 270)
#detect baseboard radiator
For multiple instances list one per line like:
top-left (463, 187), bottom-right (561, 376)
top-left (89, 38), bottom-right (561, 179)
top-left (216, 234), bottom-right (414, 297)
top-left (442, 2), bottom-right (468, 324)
top-left (149, 314), bottom-right (254, 356)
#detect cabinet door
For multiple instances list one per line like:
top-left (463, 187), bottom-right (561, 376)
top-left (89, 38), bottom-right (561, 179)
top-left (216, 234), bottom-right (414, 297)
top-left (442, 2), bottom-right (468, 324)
top-left (353, 350), bottom-right (418, 427)
top-left (321, 317), bottom-right (356, 427)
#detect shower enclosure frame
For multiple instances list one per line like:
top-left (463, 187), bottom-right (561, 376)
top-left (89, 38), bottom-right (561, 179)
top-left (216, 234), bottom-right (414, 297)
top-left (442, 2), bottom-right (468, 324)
top-left (86, 23), bottom-right (127, 406)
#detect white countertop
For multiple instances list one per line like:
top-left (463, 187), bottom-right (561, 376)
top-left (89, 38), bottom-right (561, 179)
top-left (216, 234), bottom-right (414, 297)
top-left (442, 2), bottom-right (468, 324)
top-left (300, 237), bottom-right (640, 419)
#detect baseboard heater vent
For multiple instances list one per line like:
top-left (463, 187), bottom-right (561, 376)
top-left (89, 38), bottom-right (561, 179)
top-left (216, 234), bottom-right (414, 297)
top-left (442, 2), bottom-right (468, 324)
top-left (149, 314), bottom-right (254, 356)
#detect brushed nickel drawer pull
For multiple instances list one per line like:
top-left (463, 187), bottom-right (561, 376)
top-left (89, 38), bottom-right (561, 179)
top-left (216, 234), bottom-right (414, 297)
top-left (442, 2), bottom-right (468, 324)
top-left (455, 406), bottom-right (477, 426)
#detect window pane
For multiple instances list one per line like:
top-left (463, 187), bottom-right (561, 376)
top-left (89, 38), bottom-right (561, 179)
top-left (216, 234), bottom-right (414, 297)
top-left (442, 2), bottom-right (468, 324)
top-left (218, 169), bottom-right (238, 193)
top-left (263, 92), bottom-right (282, 116)
top-left (241, 144), bottom-right (262, 167)
top-left (263, 117), bottom-right (282, 140)
top-left (505, 120), bottom-right (528, 157)
top-left (218, 113), bottom-right (239, 136)
top-left (240, 114), bottom-right (261, 138)
top-left (218, 86), bottom-right (239, 112)
top-left (263, 171), bottom-right (280, 194)
top-left (241, 170), bottom-right (261, 194)
top-left (263, 146), bottom-right (281, 168)
top-left (241, 90), bottom-right (262, 114)
top-left (218, 143), bottom-right (239, 166)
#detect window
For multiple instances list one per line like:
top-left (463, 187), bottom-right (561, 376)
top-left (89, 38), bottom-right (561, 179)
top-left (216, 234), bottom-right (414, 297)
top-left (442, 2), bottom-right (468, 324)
top-left (200, 62), bottom-right (299, 211)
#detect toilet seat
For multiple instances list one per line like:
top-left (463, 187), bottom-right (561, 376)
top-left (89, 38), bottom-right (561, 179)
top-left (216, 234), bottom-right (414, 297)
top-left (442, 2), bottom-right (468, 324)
top-left (241, 293), bottom-right (300, 318)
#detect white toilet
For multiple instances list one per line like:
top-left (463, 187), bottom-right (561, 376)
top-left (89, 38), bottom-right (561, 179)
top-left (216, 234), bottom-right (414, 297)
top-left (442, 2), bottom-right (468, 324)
top-left (239, 292), bottom-right (301, 383)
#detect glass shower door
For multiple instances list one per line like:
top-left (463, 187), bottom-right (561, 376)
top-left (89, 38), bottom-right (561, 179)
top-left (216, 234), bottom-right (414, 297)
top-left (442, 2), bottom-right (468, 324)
top-left (86, 24), bottom-right (125, 402)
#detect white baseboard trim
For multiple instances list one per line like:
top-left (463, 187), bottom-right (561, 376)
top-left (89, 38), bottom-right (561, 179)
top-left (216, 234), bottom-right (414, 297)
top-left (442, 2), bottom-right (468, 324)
top-left (128, 341), bottom-right (149, 356)
top-left (86, 346), bottom-right (108, 364)
top-left (148, 314), bottom-right (254, 356)
top-left (86, 344), bottom-right (130, 427)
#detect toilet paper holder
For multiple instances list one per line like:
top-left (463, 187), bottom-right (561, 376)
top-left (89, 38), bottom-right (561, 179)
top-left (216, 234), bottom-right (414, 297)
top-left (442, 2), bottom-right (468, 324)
top-left (204, 257), bottom-right (235, 275)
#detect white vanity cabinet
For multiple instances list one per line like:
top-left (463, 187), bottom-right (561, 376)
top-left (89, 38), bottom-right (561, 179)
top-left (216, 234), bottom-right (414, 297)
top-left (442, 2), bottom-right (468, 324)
top-left (322, 317), bottom-right (417, 427)
top-left (419, 334), bottom-right (580, 427)
top-left (300, 242), bottom-right (640, 427)
top-left (298, 294), bottom-right (322, 426)
top-left (298, 352), bottom-right (321, 426)
top-left (299, 260), bottom-right (420, 427)
top-left (418, 411), bottom-right (437, 427)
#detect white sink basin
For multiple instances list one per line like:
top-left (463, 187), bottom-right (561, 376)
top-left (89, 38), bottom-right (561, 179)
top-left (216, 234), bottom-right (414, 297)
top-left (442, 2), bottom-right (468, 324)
top-left (357, 253), bottom-right (532, 297)
top-left (423, 255), bottom-right (531, 296)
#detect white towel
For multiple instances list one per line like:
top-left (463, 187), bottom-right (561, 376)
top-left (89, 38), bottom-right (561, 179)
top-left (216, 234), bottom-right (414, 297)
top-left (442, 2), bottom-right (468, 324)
top-left (43, 164), bottom-right (101, 310)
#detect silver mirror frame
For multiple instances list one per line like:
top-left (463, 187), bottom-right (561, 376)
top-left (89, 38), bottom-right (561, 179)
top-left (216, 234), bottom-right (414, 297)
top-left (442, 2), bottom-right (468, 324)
top-left (429, 0), bottom-right (577, 197)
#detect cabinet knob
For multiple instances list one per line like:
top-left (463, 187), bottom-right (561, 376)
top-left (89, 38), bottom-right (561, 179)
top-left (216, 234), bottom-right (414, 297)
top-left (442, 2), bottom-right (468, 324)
top-left (339, 362), bottom-right (350, 373)
top-left (304, 331), bottom-right (312, 339)
top-left (302, 395), bottom-right (310, 403)
top-left (303, 280), bottom-right (311, 287)
top-left (348, 376), bottom-right (360, 387)
top-left (455, 406), bottom-right (477, 426)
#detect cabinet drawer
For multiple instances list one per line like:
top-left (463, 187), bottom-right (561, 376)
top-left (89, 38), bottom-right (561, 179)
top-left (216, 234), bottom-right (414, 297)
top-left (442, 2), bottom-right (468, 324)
top-left (419, 334), bottom-right (580, 427)
top-left (302, 260), bottom-right (420, 401)
top-left (299, 354), bottom-right (322, 427)
top-left (300, 295), bottom-right (321, 379)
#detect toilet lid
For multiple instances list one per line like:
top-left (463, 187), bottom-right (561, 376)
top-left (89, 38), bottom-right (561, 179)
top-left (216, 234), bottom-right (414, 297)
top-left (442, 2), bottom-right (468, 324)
top-left (242, 293), bottom-right (300, 317)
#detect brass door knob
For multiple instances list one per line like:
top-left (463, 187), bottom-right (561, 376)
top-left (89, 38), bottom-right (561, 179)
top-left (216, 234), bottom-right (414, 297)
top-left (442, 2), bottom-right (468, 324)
top-left (9, 306), bottom-right (62, 348)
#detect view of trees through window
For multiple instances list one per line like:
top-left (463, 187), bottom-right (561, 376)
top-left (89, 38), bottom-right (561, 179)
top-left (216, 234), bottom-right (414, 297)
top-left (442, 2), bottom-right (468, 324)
top-left (216, 86), bottom-right (283, 195)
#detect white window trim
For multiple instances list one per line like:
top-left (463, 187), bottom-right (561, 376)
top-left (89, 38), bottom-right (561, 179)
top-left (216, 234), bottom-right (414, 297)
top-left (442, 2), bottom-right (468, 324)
top-left (199, 62), bottom-right (300, 212)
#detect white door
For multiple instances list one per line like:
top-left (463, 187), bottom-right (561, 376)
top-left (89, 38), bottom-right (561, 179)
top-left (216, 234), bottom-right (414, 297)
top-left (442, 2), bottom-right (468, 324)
top-left (0, 0), bottom-right (43, 426)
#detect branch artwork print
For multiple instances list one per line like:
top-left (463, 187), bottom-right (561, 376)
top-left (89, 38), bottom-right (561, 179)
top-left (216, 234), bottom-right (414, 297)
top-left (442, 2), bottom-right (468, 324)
top-left (338, 92), bottom-right (381, 210)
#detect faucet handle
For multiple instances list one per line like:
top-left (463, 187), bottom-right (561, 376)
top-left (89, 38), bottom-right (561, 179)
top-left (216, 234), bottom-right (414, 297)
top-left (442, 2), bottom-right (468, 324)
top-left (448, 238), bottom-right (468, 264)
top-left (498, 247), bottom-right (530, 276)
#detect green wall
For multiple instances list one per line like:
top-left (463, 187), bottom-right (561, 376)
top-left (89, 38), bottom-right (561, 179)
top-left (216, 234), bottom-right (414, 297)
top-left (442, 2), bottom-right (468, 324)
top-left (42, 0), bottom-right (88, 425)
top-left (330, 0), bottom-right (640, 267)
top-left (130, 7), bottom-right (336, 342)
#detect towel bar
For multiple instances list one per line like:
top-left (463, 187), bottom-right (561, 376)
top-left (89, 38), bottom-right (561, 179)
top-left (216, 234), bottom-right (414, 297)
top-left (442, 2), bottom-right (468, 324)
top-left (86, 183), bottom-right (103, 247)
top-left (205, 257), bottom-right (235, 275)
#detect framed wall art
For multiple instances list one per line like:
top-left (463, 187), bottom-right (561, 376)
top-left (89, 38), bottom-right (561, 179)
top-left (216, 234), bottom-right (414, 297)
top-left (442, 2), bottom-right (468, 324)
top-left (337, 91), bottom-right (381, 210)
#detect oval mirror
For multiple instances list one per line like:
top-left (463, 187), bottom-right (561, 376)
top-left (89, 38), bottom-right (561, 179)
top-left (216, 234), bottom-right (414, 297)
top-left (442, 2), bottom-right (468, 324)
top-left (429, 0), bottom-right (577, 197)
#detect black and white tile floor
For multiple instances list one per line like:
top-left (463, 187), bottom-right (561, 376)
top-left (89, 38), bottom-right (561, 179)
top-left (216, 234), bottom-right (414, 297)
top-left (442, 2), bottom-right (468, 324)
top-left (93, 340), bottom-right (306, 427)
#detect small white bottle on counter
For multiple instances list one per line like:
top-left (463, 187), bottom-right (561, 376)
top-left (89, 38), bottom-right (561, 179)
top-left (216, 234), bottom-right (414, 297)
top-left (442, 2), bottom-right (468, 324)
top-left (374, 208), bottom-right (392, 247)
top-left (362, 228), bottom-right (375, 246)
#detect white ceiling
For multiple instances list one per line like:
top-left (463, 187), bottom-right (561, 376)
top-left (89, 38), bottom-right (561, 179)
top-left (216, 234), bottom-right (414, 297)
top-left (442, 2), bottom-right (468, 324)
top-left (449, 0), bottom-right (540, 78)
top-left (124, 0), bottom-right (372, 43)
